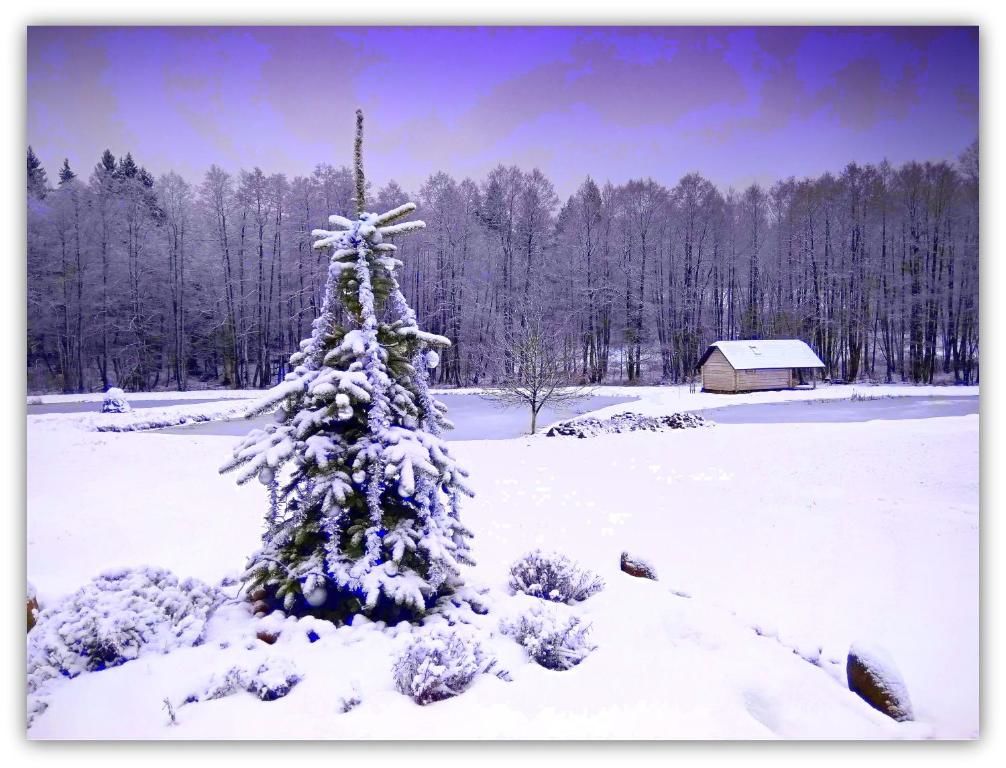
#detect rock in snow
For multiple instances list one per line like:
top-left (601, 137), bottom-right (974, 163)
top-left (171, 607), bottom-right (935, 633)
top-left (27, 581), bottom-right (39, 633)
top-left (546, 411), bottom-right (710, 438)
top-left (846, 642), bottom-right (914, 721)
top-left (621, 551), bottom-right (658, 580)
top-left (256, 629), bottom-right (280, 645)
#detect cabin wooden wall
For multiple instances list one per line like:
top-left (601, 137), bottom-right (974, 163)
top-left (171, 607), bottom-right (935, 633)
top-left (735, 368), bottom-right (793, 391)
top-left (701, 349), bottom-right (799, 393)
top-left (700, 349), bottom-right (737, 392)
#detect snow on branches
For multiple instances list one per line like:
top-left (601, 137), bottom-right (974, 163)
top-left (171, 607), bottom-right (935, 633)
top-left (221, 110), bottom-right (473, 625)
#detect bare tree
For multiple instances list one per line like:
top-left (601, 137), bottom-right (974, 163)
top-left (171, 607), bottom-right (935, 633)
top-left (25, 143), bottom-right (979, 394)
top-left (482, 305), bottom-right (592, 434)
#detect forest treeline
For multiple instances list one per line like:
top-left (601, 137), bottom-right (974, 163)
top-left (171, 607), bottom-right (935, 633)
top-left (26, 141), bottom-right (979, 393)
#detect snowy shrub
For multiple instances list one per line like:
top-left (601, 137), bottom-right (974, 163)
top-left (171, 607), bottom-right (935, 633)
top-left (501, 606), bottom-right (595, 671)
top-left (101, 387), bottom-right (131, 413)
top-left (27, 695), bottom-right (49, 729)
top-left (508, 550), bottom-right (604, 604)
top-left (429, 585), bottom-right (492, 627)
top-left (27, 566), bottom-right (221, 688)
top-left (849, 391), bottom-right (900, 403)
top-left (392, 626), bottom-right (504, 705)
top-left (338, 692), bottom-right (362, 713)
top-left (165, 658), bottom-right (303, 721)
top-left (200, 657), bottom-right (302, 703)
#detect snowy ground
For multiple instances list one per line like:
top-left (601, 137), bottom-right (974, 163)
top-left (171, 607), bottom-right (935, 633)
top-left (26, 389), bottom-right (265, 405)
top-left (26, 385), bottom-right (979, 739)
top-left (27, 397), bottom-right (256, 416)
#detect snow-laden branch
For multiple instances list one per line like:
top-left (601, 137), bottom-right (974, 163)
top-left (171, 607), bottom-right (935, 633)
top-left (379, 220), bottom-right (426, 237)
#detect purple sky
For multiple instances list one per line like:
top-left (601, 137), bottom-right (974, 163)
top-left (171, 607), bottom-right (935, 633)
top-left (27, 26), bottom-right (978, 198)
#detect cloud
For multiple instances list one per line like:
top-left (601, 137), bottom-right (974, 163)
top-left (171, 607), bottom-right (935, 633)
top-left (27, 28), bottom-right (122, 173)
top-left (458, 31), bottom-right (748, 142)
top-left (26, 26), bottom-right (978, 197)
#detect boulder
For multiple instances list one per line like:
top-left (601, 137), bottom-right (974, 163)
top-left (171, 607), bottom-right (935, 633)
top-left (248, 586), bottom-right (268, 603)
top-left (620, 551), bottom-right (658, 580)
top-left (251, 600), bottom-right (271, 616)
top-left (27, 595), bottom-right (39, 632)
top-left (846, 643), bottom-right (913, 722)
top-left (256, 629), bottom-right (280, 645)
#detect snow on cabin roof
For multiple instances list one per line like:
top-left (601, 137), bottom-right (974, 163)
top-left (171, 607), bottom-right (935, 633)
top-left (698, 339), bottom-right (825, 370)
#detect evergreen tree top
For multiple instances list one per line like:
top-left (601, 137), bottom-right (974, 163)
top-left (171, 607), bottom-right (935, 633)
top-left (28, 146), bottom-right (48, 199)
top-left (59, 158), bottom-right (76, 185)
top-left (100, 149), bottom-right (117, 174)
top-left (117, 152), bottom-right (138, 179)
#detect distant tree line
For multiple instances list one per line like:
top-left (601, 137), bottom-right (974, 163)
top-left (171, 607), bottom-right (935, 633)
top-left (26, 141), bottom-right (979, 393)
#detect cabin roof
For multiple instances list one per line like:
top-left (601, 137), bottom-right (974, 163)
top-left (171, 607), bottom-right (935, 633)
top-left (697, 339), bottom-right (826, 371)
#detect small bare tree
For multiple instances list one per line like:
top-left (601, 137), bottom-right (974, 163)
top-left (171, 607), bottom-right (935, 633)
top-left (483, 308), bottom-right (591, 434)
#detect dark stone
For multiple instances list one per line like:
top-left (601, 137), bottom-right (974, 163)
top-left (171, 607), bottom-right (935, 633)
top-left (256, 629), bottom-right (280, 645)
top-left (847, 645), bottom-right (913, 722)
top-left (248, 586), bottom-right (267, 603)
top-left (251, 600), bottom-right (271, 616)
top-left (621, 551), bottom-right (658, 580)
top-left (27, 595), bottom-right (39, 632)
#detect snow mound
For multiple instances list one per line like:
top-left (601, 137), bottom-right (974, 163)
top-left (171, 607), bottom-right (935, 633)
top-left (101, 388), bottom-right (131, 414)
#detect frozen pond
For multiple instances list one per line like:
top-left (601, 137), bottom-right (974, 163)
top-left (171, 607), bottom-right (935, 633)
top-left (26, 397), bottom-right (251, 415)
top-left (155, 393), bottom-right (641, 441)
top-left (696, 395), bottom-right (978, 424)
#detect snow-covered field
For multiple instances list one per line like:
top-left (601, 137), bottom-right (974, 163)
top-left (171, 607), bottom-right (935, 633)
top-left (26, 389), bottom-right (265, 405)
top-left (26, 385), bottom-right (979, 739)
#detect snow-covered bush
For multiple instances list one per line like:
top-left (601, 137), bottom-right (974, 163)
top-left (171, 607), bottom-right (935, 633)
top-left (101, 387), bottom-right (131, 413)
top-left (199, 657), bottom-right (302, 703)
top-left (392, 627), bottom-right (502, 705)
top-left (27, 567), bottom-right (221, 688)
top-left (508, 550), bottom-right (604, 604)
top-left (501, 607), bottom-right (595, 671)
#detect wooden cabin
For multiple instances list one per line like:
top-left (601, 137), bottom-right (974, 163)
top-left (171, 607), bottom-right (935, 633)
top-left (697, 339), bottom-right (825, 394)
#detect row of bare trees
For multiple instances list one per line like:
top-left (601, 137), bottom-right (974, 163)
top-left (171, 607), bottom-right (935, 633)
top-left (26, 141), bottom-right (979, 394)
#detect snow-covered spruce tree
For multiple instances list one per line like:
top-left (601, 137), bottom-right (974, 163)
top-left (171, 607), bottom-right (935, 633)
top-left (222, 111), bottom-right (473, 624)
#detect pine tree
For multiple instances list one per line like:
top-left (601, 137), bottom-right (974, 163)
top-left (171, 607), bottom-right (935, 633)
top-left (98, 149), bottom-right (117, 176)
top-left (58, 159), bottom-right (76, 185)
top-left (116, 152), bottom-right (138, 180)
top-left (222, 110), bottom-right (474, 624)
top-left (28, 146), bottom-right (48, 199)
